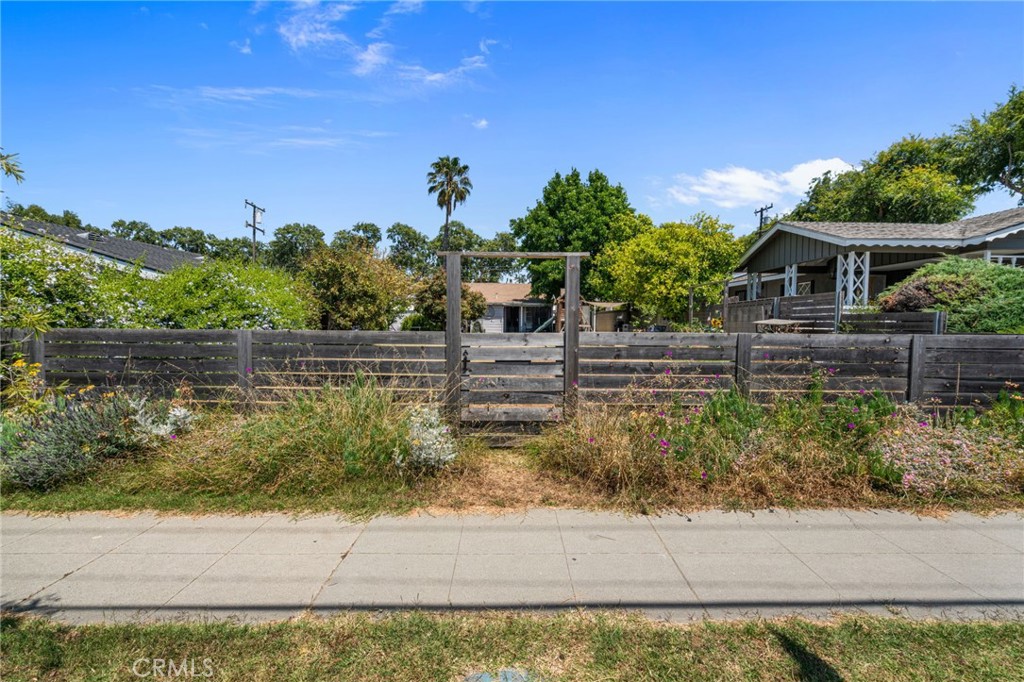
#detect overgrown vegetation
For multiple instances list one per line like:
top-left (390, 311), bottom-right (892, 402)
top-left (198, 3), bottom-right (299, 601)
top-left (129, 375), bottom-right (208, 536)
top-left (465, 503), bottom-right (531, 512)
top-left (3, 612), bottom-right (1023, 682)
top-left (534, 376), bottom-right (1024, 512)
top-left (878, 256), bottom-right (1024, 333)
top-left (0, 231), bottom-right (314, 329)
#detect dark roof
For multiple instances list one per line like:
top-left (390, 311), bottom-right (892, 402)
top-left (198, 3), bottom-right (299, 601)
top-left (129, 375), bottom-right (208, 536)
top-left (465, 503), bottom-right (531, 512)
top-left (781, 207), bottom-right (1024, 242)
top-left (2, 215), bottom-right (204, 273)
top-left (740, 207), bottom-right (1024, 268)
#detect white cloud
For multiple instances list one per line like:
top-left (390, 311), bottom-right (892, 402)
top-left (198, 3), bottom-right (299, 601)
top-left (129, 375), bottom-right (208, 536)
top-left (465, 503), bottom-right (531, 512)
top-left (398, 55), bottom-right (486, 86)
top-left (230, 38), bottom-right (253, 55)
top-left (199, 21), bottom-right (209, 30)
top-left (194, 86), bottom-right (324, 102)
top-left (385, 1), bottom-right (423, 16)
top-left (479, 38), bottom-right (498, 54)
top-left (472, 118), bottom-right (488, 130)
top-left (277, 2), bottom-right (354, 52)
top-left (665, 157), bottom-right (853, 209)
top-left (352, 42), bottom-right (391, 76)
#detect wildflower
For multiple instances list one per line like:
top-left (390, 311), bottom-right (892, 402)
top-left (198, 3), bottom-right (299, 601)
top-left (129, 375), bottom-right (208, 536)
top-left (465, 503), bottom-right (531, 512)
top-left (571, 380), bottom-right (578, 387)
top-left (664, 367), bottom-right (672, 375)
top-left (657, 411), bottom-right (666, 418)
top-left (918, 421), bottom-right (929, 427)
top-left (763, 352), bottom-right (770, 359)
top-left (852, 407), bottom-right (860, 413)
top-left (169, 434), bottom-right (177, 440)
top-left (701, 470), bottom-right (708, 480)
top-left (587, 437), bottom-right (595, 444)
top-left (858, 389), bottom-right (866, 395)
top-left (847, 423), bottom-right (856, 430)
top-left (649, 433), bottom-right (657, 439)
top-left (246, 367), bottom-right (253, 374)
top-left (11, 358), bottom-right (25, 368)
top-left (659, 439), bottom-right (670, 448)
top-left (664, 350), bottom-right (673, 358)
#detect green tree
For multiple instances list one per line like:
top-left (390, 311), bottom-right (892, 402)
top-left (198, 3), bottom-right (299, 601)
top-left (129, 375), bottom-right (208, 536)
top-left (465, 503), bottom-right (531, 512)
top-left (1, 148), bottom-right (24, 184)
top-left (788, 136), bottom-right (977, 224)
top-left (332, 222), bottom-right (381, 251)
top-left (7, 203), bottom-right (98, 232)
top-left (111, 219), bottom-right (162, 245)
top-left (268, 223), bottom-right (326, 272)
top-left (590, 214), bottom-right (742, 322)
top-left (427, 156), bottom-right (473, 252)
top-left (301, 247), bottom-right (411, 330)
top-left (949, 86), bottom-right (1024, 201)
top-left (208, 236), bottom-right (256, 261)
top-left (410, 269), bottom-right (487, 331)
top-left (386, 222), bottom-right (434, 279)
top-left (159, 226), bottom-right (211, 255)
top-left (510, 169), bottom-right (640, 299)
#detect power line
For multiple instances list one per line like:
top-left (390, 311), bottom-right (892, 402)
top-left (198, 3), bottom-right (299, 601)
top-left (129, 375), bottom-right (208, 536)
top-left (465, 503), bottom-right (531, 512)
top-left (754, 203), bottom-right (774, 238)
top-left (245, 199), bottom-right (265, 263)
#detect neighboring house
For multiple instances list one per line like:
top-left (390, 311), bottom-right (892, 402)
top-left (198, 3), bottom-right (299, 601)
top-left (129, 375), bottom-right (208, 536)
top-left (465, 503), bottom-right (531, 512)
top-left (2, 215), bottom-right (204, 278)
top-left (729, 207), bottom-right (1024, 305)
top-left (467, 282), bottom-right (553, 333)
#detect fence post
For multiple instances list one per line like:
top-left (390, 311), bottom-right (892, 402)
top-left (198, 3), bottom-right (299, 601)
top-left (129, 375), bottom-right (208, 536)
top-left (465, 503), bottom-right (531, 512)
top-left (907, 334), bottom-right (927, 403)
top-left (26, 329), bottom-right (46, 385)
top-left (444, 253), bottom-right (463, 429)
top-left (933, 311), bottom-right (946, 335)
top-left (564, 254), bottom-right (581, 420)
top-left (735, 333), bottom-right (753, 397)
top-left (236, 329), bottom-right (253, 391)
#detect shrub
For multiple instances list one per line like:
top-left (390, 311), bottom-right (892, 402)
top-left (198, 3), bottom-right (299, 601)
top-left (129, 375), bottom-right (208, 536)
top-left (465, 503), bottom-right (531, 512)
top-left (301, 247), bottom-right (411, 330)
top-left (877, 257), bottom-right (1024, 333)
top-left (142, 260), bottom-right (314, 329)
top-left (1, 388), bottom-right (194, 490)
top-left (162, 375), bottom-right (456, 497)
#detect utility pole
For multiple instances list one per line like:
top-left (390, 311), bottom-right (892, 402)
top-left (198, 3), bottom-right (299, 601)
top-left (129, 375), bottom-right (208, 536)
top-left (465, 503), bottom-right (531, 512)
top-left (245, 199), bottom-right (265, 264)
top-left (754, 203), bottom-right (773, 238)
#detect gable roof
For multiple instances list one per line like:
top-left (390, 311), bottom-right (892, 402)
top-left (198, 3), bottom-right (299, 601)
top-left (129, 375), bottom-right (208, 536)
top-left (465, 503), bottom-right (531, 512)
top-left (3, 215), bottom-right (204, 273)
top-left (467, 282), bottom-right (546, 305)
top-left (739, 207), bottom-right (1024, 268)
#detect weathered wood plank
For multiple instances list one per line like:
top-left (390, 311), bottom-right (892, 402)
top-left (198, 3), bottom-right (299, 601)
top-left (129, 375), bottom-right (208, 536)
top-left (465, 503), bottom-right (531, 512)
top-left (253, 358), bottom-right (445, 374)
top-left (750, 377), bottom-right (908, 392)
top-left (578, 375), bottom-right (733, 390)
top-left (751, 361), bottom-right (909, 377)
top-left (461, 406), bottom-right (562, 422)
top-left (926, 349), bottom-right (1024, 364)
top-left (45, 343), bottom-right (239, 359)
top-left (462, 376), bottom-right (563, 392)
top-left (580, 361), bottom-right (733, 376)
top-left (461, 390), bottom-right (562, 405)
top-left (46, 358), bottom-right (238, 374)
top-left (465, 362), bottom-right (563, 377)
top-left (253, 373), bottom-right (446, 389)
top-left (580, 346), bottom-right (735, 361)
top-left (251, 330), bottom-right (444, 345)
top-left (463, 333), bottom-right (564, 347)
top-left (253, 344), bottom-right (445, 360)
top-left (924, 363), bottom-right (1024, 379)
top-left (580, 332), bottom-right (736, 347)
top-left (924, 335), bottom-right (1024, 350)
top-left (922, 378), bottom-right (1024, 394)
top-left (464, 346), bottom-right (564, 361)
top-left (754, 348), bottom-right (909, 363)
top-left (45, 329), bottom-right (238, 343)
top-left (751, 333), bottom-right (913, 348)
top-left (735, 333), bottom-right (753, 397)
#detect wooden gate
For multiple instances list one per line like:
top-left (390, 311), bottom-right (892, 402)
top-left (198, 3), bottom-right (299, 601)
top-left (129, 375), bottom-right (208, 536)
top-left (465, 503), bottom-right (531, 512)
top-left (441, 250), bottom-right (586, 432)
top-left (461, 333), bottom-right (564, 424)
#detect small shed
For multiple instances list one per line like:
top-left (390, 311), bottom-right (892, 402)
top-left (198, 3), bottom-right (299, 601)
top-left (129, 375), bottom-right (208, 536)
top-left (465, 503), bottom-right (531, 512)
top-left (467, 282), bottom-right (553, 333)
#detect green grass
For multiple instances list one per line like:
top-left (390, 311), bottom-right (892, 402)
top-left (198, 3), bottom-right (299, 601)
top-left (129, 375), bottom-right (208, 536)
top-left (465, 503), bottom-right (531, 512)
top-left (2, 612), bottom-right (1022, 681)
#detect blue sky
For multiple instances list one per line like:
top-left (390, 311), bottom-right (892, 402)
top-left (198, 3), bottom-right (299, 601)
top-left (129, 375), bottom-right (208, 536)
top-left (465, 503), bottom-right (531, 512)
top-left (2, 1), bottom-right (1022, 244)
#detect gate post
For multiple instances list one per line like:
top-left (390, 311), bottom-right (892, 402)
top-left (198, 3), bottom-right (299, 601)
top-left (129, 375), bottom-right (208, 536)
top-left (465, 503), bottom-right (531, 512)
top-left (563, 254), bottom-right (581, 420)
top-left (444, 253), bottom-right (462, 428)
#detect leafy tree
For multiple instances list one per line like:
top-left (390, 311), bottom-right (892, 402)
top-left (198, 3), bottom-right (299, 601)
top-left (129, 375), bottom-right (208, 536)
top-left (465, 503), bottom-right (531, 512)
top-left (1, 148), bottom-right (24, 184)
top-left (158, 226), bottom-right (211, 255)
top-left (268, 223), bottom-right (325, 272)
top-left (301, 247), bottom-right (411, 330)
top-left (208, 236), bottom-right (256, 262)
top-left (787, 136), bottom-right (977, 224)
top-left (510, 169), bottom-right (639, 299)
top-left (411, 269), bottom-right (487, 331)
top-left (949, 86), bottom-right (1024, 201)
top-left (590, 213), bottom-right (742, 322)
top-left (332, 222), bottom-right (381, 251)
top-left (6, 203), bottom-right (99, 233)
top-left (386, 222), bottom-right (434, 279)
top-left (110, 219), bottom-right (161, 245)
top-left (427, 156), bottom-right (473, 252)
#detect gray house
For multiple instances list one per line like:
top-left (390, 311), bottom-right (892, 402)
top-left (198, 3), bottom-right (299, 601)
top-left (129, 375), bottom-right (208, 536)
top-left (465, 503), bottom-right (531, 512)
top-left (3, 215), bottom-right (204, 277)
top-left (730, 207), bottom-right (1024, 305)
top-left (467, 283), bottom-right (553, 333)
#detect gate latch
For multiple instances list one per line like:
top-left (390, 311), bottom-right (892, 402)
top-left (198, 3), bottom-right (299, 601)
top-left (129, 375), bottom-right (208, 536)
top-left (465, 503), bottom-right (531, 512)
top-left (462, 350), bottom-right (469, 374)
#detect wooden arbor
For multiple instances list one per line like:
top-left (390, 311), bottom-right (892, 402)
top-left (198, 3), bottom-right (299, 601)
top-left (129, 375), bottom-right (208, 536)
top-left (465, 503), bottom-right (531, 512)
top-left (438, 251), bottom-right (589, 428)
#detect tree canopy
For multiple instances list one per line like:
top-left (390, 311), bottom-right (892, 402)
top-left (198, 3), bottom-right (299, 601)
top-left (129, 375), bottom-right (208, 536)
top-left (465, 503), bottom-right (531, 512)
top-left (268, 223), bottom-right (326, 272)
top-left (332, 222), bottom-right (381, 251)
top-left (409, 269), bottom-right (487, 331)
top-left (300, 246), bottom-right (410, 331)
top-left (948, 86), bottom-right (1024, 201)
top-left (427, 156), bottom-right (473, 252)
top-left (590, 213), bottom-right (742, 322)
top-left (510, 168), bottom-right (638, 299)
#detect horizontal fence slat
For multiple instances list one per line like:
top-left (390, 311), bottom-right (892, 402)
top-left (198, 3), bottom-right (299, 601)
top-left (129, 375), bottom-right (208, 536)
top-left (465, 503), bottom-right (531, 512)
top-left (46, 358), bottom-right (238, 374)
top-left (251, 330), bottom-right (444, 345)
top-left (253, 344), bottom-right (444, 360)
top-left (925, 335), bottom-right (1024, 350)
top-left (465, 362), bottom-right (563, 377)
top-left (464, 346), bottom-right (564, 361)
top-left (45, 343), bottom-right (237, 359)
top-left (462, 376), bottom-right (563, 392)
top-left (580, 346), bottom-right (735, 361)
top-left (580, 361), bottom-right (733, 376)
top-left (460, 390), bottom-right (562, 405)
top-left (461, 406), bottom-right (561, 422)
top-left (926, 349), bottom-right (1024, 364)
top-left (924, 363), bottom-right (1024, 380)
top-left (580, 332), bottom-right (738, 347)
top-left (462, 333), bottom-right (564, 347)
top-left (752, 361), bottom-right (909, 377)
top-left (254, 359), bottom-right (445, 374)
top-left (750, 333), bottom-right (913, 348)
top-left (45, 329), bottom-right (238, 343)
top-left (754, 348), bottom-right (909, 363)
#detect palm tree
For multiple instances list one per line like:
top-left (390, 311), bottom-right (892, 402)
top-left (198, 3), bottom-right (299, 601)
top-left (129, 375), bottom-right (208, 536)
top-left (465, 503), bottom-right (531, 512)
top-left (427, 156), bottom-right (473, 252)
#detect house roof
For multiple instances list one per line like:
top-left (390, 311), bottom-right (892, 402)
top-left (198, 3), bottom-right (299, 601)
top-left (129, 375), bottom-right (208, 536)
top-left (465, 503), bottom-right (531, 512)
top-left (467, 282), bottom-right (546, 305)
top-left (739, 207), bottom-right (1024, 268)
top-left (3, 215), bottom-right (205, 273)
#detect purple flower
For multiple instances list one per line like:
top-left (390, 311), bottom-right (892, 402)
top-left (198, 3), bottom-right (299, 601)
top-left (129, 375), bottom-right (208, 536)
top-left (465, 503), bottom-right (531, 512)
top-left (649, 432), bottom-right (657, 439)
top-left (571, 380), bottom-right (578, 387)
top-left (664, 367), bottom-right (672, 375)
top-left (587, 437), bottom-right (595, 444)
top-left (664, 350), bottom-right (673, 358)
top-left (657, 410), bottom-right (666, 418)
top-left (858, 388), bottom-right (866, 395)
top-left (763, 352), bottom-right (770, 359)
top-left (659, 439), bottom-right (670, 448)
top-left (701, 470), bottom-right (708, 480)
top-left (245, 367), bottom-right (253, 374)
top-left (852, 407), bottom-right (860, 413)
top-left (918, 421), bottom-right (929, 427)
top-left (169, 434), bottom-right (177, 440)
top-left (847, 423), bottom-right (856, 429)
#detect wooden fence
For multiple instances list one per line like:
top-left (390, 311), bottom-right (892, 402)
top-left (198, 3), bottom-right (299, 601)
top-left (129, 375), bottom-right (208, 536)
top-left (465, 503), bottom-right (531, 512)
top-left (2, 329), bottom-right (1022, 412)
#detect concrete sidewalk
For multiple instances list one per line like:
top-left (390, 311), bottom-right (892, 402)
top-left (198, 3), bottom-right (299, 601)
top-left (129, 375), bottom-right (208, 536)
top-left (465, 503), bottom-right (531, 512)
top-left (2, 509), bottom-right (1021, 624)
